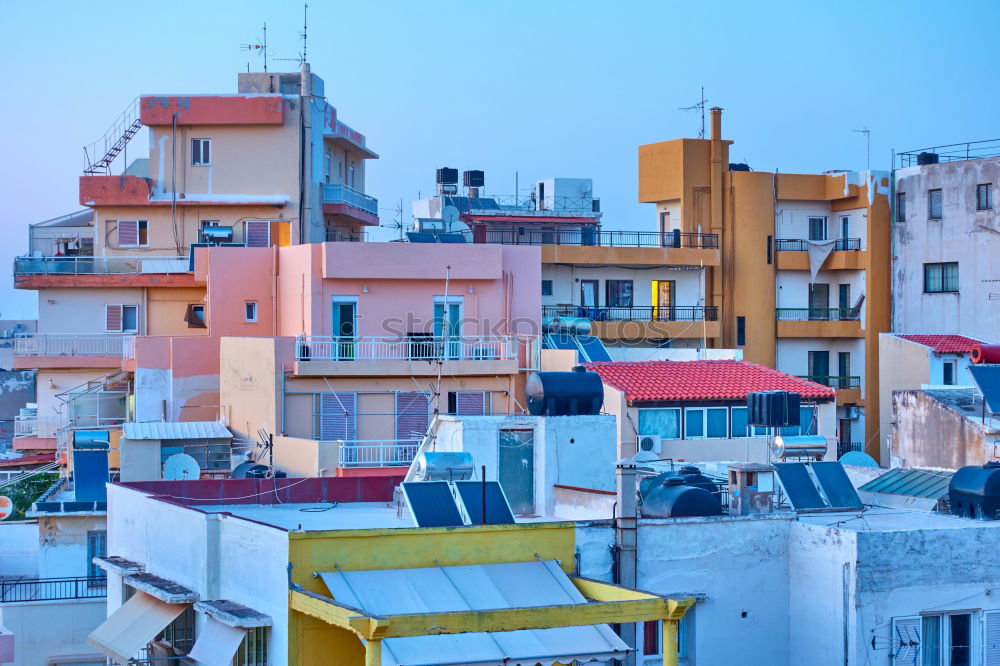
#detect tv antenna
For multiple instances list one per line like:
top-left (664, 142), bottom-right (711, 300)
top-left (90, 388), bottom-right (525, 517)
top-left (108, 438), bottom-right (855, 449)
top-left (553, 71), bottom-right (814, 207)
top-left (679, 87), bottom-right (708, 139)
top-left (241, 23), bottom-right (268, 72)
top-left (853, 127), bottom-right (871, 171)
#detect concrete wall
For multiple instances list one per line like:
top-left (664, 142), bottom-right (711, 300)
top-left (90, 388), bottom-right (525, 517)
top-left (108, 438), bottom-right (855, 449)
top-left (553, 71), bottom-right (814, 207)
top-left (219, 336), bottom-right (289, 440)
top-left (879, 334), bottom-right (932, 463)
top-left (36, 288), bottom-right (142, 334)
top-left (0, 523), bottom-right (39, 578)
top-left (0, 598), bottom-right (106, 666)
top-left (37, 514), bottom-right (106, 579)
top-left (890, 390), bottom-right (993, 468)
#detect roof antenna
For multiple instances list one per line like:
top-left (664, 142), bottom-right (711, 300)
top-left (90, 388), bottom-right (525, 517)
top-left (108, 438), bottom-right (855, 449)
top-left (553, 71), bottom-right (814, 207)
top-left (853, 127), bottom-right (871, 171)
top-left (679, 86), bottom-right (708, 139)
top-left (241, 23), bottom-right (268, 72)
top-left (302, 3), bottom-right (308, 63)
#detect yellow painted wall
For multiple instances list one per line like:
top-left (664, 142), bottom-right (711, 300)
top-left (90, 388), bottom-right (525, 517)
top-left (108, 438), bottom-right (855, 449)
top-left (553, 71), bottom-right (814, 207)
top-left (147, 287), bottom-right (208, 335)
top-left (863, 175), bottom-right (892, 458)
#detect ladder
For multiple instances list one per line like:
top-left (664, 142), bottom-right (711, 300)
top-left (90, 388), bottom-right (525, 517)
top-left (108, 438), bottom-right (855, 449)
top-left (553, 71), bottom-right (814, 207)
top-left (83, 97), bottom-right (141, 175)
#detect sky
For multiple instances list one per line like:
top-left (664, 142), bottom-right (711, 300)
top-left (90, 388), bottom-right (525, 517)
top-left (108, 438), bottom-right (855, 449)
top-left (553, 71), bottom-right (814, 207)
top-left (2, 0), bottom-right (999, 318)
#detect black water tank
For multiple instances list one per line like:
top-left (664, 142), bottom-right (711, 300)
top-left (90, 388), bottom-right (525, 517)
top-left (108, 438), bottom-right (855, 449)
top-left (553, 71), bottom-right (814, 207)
top-left (949, 462), bottom-right (1000, 519)
top-left (463, 170), bottom-right (485, 187)
top-left (729, 162), bottom-right (751, 171)
top-left (525, 369), bottom-right (603, 416)
top-left (436, 167), bottom-right (458, 184)
top-left (917, 152), bottom-right (940, 166)
top-left (678, 465), bottom-right (719, 496)
top-left (747, 391), bottom-right (800, 427)
top-left (641, 478), bottom-right (723, 518)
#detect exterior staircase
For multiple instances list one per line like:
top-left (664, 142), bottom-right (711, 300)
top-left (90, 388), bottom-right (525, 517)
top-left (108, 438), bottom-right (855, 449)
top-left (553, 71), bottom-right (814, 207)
top-left (83, 97), bottom-right (141, 175)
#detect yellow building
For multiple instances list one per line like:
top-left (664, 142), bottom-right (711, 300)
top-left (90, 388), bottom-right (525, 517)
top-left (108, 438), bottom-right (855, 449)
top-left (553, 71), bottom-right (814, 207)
top-left (638, 108), bottom-right (890, 460)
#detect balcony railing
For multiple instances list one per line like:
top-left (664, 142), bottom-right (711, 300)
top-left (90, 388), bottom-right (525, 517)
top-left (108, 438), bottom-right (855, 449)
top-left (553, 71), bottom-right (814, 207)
top-left (325, 230), bottom-right (368, 242)
top-left (466, 228), bottom-right (719, 249)
top-left (296, 335), bottom-right (520, 362)
top-left (797, 375), bottom-right (862, 389)
top-left (336, 439), bottom-right (421, 468)
top-left (14, 334), bottom-right (134, 357)
top-left (14, 255), bottom-right (189, 276)
top-left (774, 238), bottom-right (861, 252)
top-left (0, 576), bottom-right (106, 603)
top-left (837, 441), bottom-right (864, 458)
top-left (13, 415), bottom-right (60, 439)
top-left (775, 308), bottom-right (861, 322)
top-left (322, 183), bottom-right (379, 216)
top-left (543, 305), bottom-right (719, 322)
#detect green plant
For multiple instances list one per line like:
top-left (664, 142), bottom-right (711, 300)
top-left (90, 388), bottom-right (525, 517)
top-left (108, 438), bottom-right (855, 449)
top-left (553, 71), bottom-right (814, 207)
top-left (2, 473), bottom-right (59, 521)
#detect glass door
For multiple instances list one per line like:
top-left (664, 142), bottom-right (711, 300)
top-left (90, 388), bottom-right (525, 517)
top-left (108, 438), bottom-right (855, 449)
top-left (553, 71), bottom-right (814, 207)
top-left (499, 430), bottom-right (534, 515)
top-left (433, 299), bottom-right (462, 359)
top-left (331, 299), bottom-right (357, 360)
top-left (808, 283), bottom-right (830, 320)
top-left (652, 280), bottom-right (676, 321)
top-left (580, 280), bottom-right (599, 319)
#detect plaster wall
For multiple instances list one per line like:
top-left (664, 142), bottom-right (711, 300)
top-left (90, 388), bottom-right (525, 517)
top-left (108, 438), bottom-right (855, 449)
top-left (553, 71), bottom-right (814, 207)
top-left (890, 390), bottom-right (993, 468)
top-left (0, 598), bottom-right (106, 666)
top-left (776, 338), bottom-right (866, 386)
top-left (776, 202), bottom-right (868, 245)
top-left (37, 288), bottom-right (143, 334)
top-left (878, 335), bottom-right (932, 463)
top-left (37, 514), bottom-right (106, 579)
top-left (0, 523), bottom-right (39, 577)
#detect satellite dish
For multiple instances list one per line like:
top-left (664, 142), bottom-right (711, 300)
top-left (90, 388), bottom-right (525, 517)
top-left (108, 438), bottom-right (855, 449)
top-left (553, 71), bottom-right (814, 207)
top-left (163, 453), bottom-right (201, 481)
top-left (839, 451), bottom-right (879, 468)
top-left (441, 205), bottom-right (460, 226)
top-left (0, 496), bottom-right (13, 521)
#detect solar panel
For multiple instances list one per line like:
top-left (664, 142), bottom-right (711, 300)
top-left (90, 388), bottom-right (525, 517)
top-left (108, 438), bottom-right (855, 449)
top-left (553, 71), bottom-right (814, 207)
top-left (811, 462), bottom-right (863, 509)
top-left (402, 481), bottom-right (464, 528)
top-left (576, 335), bottom-right (612, 362)
top-left (545, 334), bottom-right (579, 351)
top-left (774, 463), bottom-right (826, 510)
top-left (454, 481), bottom-right (516, 525)
top-left (969, 365), bottom-right (1000, 413)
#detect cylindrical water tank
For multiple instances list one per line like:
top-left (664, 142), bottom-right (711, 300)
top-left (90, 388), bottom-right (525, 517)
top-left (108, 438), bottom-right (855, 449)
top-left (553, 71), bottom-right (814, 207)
top-left (771, 434), bottom-right (828, 459)
top-left (545, 316), bottom-right (592, 335)
top-left (971, 344), bottom-right (1000, 365)
top-left (640, 478), bottom-right (723, 518)
top-left (525, 370), bottom-right (604, 416)
top-left (412, 451), bottom-right (474, 481)
top-left (949, 462), bottom-right (1000, 519)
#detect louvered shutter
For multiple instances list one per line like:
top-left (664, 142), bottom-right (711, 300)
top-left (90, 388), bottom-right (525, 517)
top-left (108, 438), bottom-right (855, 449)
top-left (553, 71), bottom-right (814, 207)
top-left (395, 392), bottom-right (429, 442)
top-left (245, 220), bottom-right (270, 247)
top-left (455, 391), bottom-right (487, 416)
top-left (319, 392), bottom-right (356, 442)
top-left (105, 305), bottom-right (123, 332)
top-left (892, 616), bottom-right (921, 666)
top-left (985, 611), bottom-right (1000, 666)
top-left (117, 220), bottom-right (139, 247)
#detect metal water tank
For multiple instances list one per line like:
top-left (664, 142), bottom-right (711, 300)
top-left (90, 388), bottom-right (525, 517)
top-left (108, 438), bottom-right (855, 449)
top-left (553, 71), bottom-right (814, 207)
top-left (949, 462), bottom-right (1000, 519)
top-left (412, 452), bottom-right (474, 481)
top-left (641, 478), bottom-right (723, 518)
top-left (525, 369), bottom-right (603, 416)
top-left (771, 435), bottom-right (828, 459)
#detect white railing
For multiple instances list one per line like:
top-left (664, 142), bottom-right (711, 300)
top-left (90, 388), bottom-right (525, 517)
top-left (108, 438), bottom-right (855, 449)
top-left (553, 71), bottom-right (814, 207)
top-left (322, 184), bottom-right (379, 216)
top-left (14, 334), bottom-right (134, 357)
top-left (14, 256), bottom-right (189, 276)
top-left (296, 336), bottom-right (519, 362)
top-left (335, 440), bottom-right (421, 468)
top-left (13, 416), bottom-right (61, 439)
top-left (122, 336), bottom-right (136, 360)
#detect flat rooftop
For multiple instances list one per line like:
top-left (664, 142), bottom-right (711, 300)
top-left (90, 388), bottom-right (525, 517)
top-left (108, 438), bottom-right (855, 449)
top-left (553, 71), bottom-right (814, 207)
top-left (194, 501), bottom-right (415, 531)
top-left (798, 505), bottom-right (1000, 533)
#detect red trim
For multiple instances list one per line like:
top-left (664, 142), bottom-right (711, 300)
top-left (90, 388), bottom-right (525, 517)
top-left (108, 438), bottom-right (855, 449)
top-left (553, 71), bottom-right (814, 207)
top-left (335, 467), bottom-right (409, 478)
top-left (553, 484), bottom-right (616, 496)
top-left (462, 214), bottom-right (598, 224)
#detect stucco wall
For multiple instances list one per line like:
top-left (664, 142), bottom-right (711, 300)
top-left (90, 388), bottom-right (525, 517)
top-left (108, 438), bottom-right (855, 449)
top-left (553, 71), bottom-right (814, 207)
top-left (890, 390), bottom-right (990, 468)
top-left (0, 598), bottom-right (106, 666)
top-left (878, 335), bottom-right (932, 463)
top-left (0, 523), bottom-right (39, 577)
top-left (37, 514), bottom-right (106, 579)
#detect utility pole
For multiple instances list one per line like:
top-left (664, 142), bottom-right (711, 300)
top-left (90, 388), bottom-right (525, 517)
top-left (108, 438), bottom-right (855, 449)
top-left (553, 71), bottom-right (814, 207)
top-left (853, 128), bottom-right (871, 171)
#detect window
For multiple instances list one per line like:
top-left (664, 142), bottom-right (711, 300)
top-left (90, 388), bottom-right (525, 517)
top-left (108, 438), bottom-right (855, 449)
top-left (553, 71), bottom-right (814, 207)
top-left (117, 220), bottom-right (148, 248)
top-left (808, 216), bottom-right (828, 241)
top-left (977, 183), bottom-right (993, 211)
top-left (348, 162), bottom-right (356, 188)
top-left (605, 280), bottom-right (634, 308)
top-left (234, 626), bottom-right (269, 666)
top-left (541, 280), bottom-right (553, 296)
top-left (185, 303), bottom-right (206, 328)
top-left (159, 606), bottom-right (196, 653)
top-left (684, 407), bottom-right (728, 439)
top-left (928, 188), bottom-right (943, 219)
top-left (731, 406), bottom-right (767, 438)
top-left (244, 301), bottom-right (258, 323)
top-left (86, 531), bottom-right (106, 580)
top-left (779, 406), bottom-right (818, 437)
top-left (838, 352), bottom-right (851, 381)
top-left (943, 361), bottom-right (956, 386)
top-left (642, 618), bottom-right (688, 659)
top-left (245, 220), bottom-right (271, 248)
top-left (907, 612), bottom-right (973, 666)
top-left (324, 152), bottom-right (332, 184)
top-left (924, 262), bottom-right (959, 293)
top-left (896, 193), bottom-right (906, 222)
top-left (192, 138), bottom-right (211, 166)
top-left (637, 408), bottom-right (681, 440)
top-left (737, 316), bottom-right (746, 346)
top-left (106, 304), bottom-right (139, 333)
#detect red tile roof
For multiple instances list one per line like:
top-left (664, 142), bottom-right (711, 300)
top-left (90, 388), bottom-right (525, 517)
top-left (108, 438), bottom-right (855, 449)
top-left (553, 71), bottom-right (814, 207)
top-left (897, 334), bottom-right (984, 355)
top-left (585, 360), bottom-right (837, 403)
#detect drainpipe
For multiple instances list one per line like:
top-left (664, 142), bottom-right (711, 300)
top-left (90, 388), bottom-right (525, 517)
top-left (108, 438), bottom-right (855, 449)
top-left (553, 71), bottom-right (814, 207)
top-left (299, 62), bottom-right (313, 244)
top-left (709, 107), bottom-right (726, 345)
top-left (616, 457), bottom-right (638, 665)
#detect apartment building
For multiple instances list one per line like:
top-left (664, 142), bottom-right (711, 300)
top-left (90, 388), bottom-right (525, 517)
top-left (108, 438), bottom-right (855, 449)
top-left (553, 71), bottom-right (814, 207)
top-left (638, 108), bottom-right (891, 460)
top-left (892, 142), bottom-right (1000, 341)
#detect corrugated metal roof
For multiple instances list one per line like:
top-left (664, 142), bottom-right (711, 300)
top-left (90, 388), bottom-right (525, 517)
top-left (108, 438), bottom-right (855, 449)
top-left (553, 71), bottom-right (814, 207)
top-left (859, 468), bottom-right (953, 499)
top-left (123, 421), bottom-right (232, 441)
top-left (31, 209), bottom-right (94, 228)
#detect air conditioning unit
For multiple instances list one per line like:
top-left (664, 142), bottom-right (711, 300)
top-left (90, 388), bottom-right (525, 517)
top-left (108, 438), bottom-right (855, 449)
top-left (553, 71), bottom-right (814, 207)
top-left (637, 434), bottom-right (662, 454)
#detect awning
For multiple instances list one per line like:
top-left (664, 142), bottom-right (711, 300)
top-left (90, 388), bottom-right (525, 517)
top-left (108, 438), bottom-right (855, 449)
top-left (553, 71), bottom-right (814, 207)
top-left (187, 616), bottom-right (247, 666)
top-left (319, 560), bottom-right (630, 666)
top-left (88, 590), bottom-right (189, 662)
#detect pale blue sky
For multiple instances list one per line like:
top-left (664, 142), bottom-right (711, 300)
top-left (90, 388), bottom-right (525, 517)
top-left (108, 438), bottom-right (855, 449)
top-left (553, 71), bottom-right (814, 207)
top-left (2, 0), bottom-right (998, 318)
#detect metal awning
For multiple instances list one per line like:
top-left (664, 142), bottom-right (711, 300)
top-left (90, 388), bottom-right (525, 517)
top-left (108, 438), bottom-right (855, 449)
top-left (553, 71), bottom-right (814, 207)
top-left (319, 560), bottom-right (630, 666)
top-left (187, 617), bottom-right (247, 666)
top-left (88, 590), bottom-right (189, 662)
top-left (123, 421), bottom-right (231, 440)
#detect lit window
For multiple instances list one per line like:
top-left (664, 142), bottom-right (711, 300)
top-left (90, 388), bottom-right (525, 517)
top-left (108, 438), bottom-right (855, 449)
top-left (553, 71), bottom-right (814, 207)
top-left (245, 301), bottom-right (258, 322)
top-left (977, 183), bottom-right (993, 211)
top-left (192, 138), bottom-right (211, 166)
top-left (928, 189), bottom-right (943, 219)
top-left (924, 262), bottom-right (959, 293)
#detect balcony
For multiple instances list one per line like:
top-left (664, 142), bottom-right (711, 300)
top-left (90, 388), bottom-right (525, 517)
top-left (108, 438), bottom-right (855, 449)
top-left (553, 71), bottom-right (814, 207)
top-left (470, 228), bottom-right (718, 249)
top-left (774, 238), bottom-right (865, 271)
top-left (14, 255), bottom-right (194, 289)
top-left (13, 334), bottom-right (134, 369)
top-left (0, 576), bottom-right (106, 603)
top-left (294, 335), bottom-right (522, 377)
top-left (775, 238), bottom-right (861, 252)
top-left (13, 415), bottom-right (60, 439)
top-left (544, 305), bottom-right (720, 341)
top-left (337, 439), bottom-right (420, 469)
top-left (322, 183), bottom-right (379, 225)
top-left (776, 308), bottom-right (863, 338)
top-left (797, 375), bottom-right (861, 389)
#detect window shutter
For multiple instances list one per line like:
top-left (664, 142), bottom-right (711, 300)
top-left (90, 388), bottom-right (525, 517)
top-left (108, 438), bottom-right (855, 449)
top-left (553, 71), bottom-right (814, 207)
top-left (192, 139), bottom-right (201, 165)
top-left (118, 220), bottom-right (139, 247)
top-left (985, 611), bottom-right (1000, 666)
top-left (245, 220), bottom-right (270, 247)
top-left (319, 393), bottom-right (356, 442)
top-left (395, 392), bottom-right (429, 442)
top-left (201, 140), bottom-right (210, 165)
top-left (455, 391), bottom-right (487, 416)
top-left (106, 305), bottom-right (123, 332)
top-left (892, 616), bottom-right (921, 666)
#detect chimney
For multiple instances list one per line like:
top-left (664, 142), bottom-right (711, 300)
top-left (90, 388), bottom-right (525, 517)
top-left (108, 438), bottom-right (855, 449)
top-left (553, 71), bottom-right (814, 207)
top-left (710, 106), bottom-right (723, 141)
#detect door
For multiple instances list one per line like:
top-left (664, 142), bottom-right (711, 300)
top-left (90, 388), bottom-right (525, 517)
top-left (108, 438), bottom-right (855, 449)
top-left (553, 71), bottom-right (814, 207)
top-left (331, 299), bottom-right (357, 360)
top-left (808, 350), bottom-right (830, 384)
top-left (499, 430), bottom-right (534, 515)
top-left (838, 418), bottom-right (853, 457)
top-left (838, 352), bottom-right (851, 385)
top-left (580, 280), bottom-right (599, 318)
top-left (808, 283), bottom-right (830, 320)
top-left (652, 280), bottom-right (676, 321)
top-left (433, 299), bottom-right (462, 359)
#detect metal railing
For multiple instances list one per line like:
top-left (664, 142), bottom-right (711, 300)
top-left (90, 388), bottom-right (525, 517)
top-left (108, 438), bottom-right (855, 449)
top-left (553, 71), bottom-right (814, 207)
top-left (467, 194), bottom-right (600, 215)
top-left (897, 138), bottom-right (1000, 168)
top-left (325, 230), bottom-right (368, 242)
top-left (0, 576), bottom-right (107, 603)
top-left (837, 441), bottom-right (864, 458)
top-left (82, 97), bottom-right (140, 174)
top-left (14, 334), bottom-right (134, 357)
top-left (774, 238), bottom-right (861, 252)
top-left (13, 415), bottom-right (61, 438)
top-left (296, 335), bottom-right (520, 362)
top-left (543, 305), bottom-right (719, 322)
top-left (797, 375), bottom-right (862, 389)
top-left (775, 308), bottom-right (861, 322)
top-left (14, 256), bottom-right (189, 276)
top-left (322, 183), bottom-right (379, 216)
top-left (336, 440), bottom-right (421, 468)
top-left (465, 227), bottom-right (719, 249)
